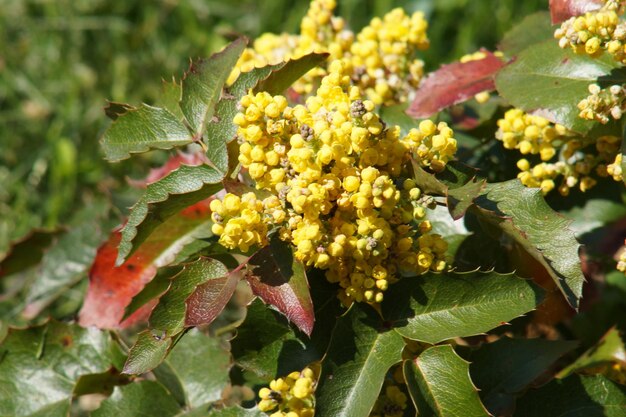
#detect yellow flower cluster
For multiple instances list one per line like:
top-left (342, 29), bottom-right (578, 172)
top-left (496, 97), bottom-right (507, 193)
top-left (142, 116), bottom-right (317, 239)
top-left (607, 153), bottom-right (623, 181)
top-left (369, 384), bottom-right (408, 417)
top-left (496, 109), bottom-right (622, 195)
top-left (555, 5), bottom-right (626, 63)
top-left (578, 83), bottom-right (626, 123)
top-left (216, 60), bottom-right (455, 305)
top-left (258, 368), bottom-right (316, 417)
top-left (230, 0), bottom-right (429, 104)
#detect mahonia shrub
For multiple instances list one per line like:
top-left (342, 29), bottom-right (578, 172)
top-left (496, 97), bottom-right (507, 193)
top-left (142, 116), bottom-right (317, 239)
top-left (0, 0), bottom-right (625, 416)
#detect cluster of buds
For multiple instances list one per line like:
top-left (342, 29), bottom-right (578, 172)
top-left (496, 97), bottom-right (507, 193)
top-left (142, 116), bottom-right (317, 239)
top-left (578, 83), bottom-right (626, 123)
top-left (258, 368), bottom-right (316, 417)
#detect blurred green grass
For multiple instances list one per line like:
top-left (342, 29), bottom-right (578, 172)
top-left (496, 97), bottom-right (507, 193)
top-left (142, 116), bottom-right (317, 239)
top-left (0, 0), bottom-right (545, 254)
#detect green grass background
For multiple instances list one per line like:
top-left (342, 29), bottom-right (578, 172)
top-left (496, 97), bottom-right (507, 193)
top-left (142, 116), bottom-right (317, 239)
top-left (0, 0), bottom-right (546, 254)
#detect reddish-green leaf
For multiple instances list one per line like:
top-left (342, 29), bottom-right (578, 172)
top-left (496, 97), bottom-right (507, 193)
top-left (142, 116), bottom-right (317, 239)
top-left (78, 199), bottom-right (214, 329)
top-left (247, 236), bottom-right (314, 336)
top-left (549, 0), bottom-right (603, 24)
top-left (185, 265), bottom-right (242, 327)
top-left (407, 51), bottom-right (505, 119)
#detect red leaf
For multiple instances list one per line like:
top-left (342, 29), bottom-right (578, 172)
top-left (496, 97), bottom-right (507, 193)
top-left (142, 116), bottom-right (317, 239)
top-left (78, 199), bottom-right (214, 329)
top-left (549, 0), bottom-right (604, 24)
top-left (245, 239), bottom-right (314, 336)
top-left (407, 51), bottom-right (505, 119)
top-left (128, 152), bottom-right (207, 188)
top-left (185, 264), bottom-right (244, 327)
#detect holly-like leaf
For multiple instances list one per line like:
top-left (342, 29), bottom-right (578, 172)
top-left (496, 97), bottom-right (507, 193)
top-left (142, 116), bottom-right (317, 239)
top-left (122, 267), bottom-right (177, 322)
top-left (0, 321), bottom-right (117, 417)
top-left (247, 236), bottom-right (314, 336)
top-left (123, 330), bottom-right (172, 375)
top-left (558, 327), bottom-right (626, 378)
top-left (472, 180), bottom-right (585, 309)
top-left (514, 374), bottom-right (626, 417)
top-left (468, 337), bottom-right (577, 415)
top-left (495, 40), bottom-right (626, 133)
top-left (79, 199), bottom-right (214, 329)
top-left (407, 51), bottom-right (505, 119)
top-left (253, 52), bottom-right (328, 95)
top-left (382, 271), bottom-right (543, 344)
top-left (231, 299), bottom-right (319, 380)
top-left (185, 264), bottom-right (242, 327)
top-left (23, 205), bottom-right (112, 318)
top-left (0, 229), bottom-right (63, 277)
top-left (159, 329), bottom-right (231, 407)
top-left (101, 104), bottom-right (192, 162)
top-left (498, 12), bottom-right (554, 57)
top-left (181, 38), bottom-right (247, 137)
top-left (549, 0), bottom-right (604, 24)
top-left (157, 77), bottom-right (184, 121)
top-left (404, 345), bottom-right (490, 417)
top-left (91, 380), bottom-right (181, 417)
top-left (129, 152), bottom-right (207, 188)
top-left (315, 304), bottom-right (405, 417)
top-left (117, 164), bottom-right (223, 265)
top-left (149, 258), bottom-right (229, 337)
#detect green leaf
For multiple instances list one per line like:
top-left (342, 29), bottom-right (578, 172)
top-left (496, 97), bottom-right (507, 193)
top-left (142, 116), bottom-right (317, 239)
top-left (122, 266), bottom-right (177, 322)
top-left (181, 38), bottom-right (247, 137)
top-left (206, 406), bottom-right (265, 417)
top-left (514, 375), bottom-right (626, 417)
top-left (404, 345), bottom-right (490, 417)
top-left (382, 271), bottom-right (543, 344)
top-left (498, 12), bottom-right (554, 57)
top-left (23, 204), bottom-right (112, 317)
top-left (469, 337), bottom-right (577, 414)
top-left (149, 258), bottom-right (228, 336)
top-left (157, 77), bottom-right (184, 121)
top-left (253, 52), bottom-right (328, 95)
top-left (247, 236), bottom-right (314, 336)
top-left (101, 104), bottom-right (192, 162)
top-left (117, 164), bottom-right (223, 265)
top-left (315, 304), bottom-right (405, 417)
top-left (91, 380), bottom-right (181, 417)
top-left (122, 330), bottom-right (172, 375)
top-left (558, 327), bottom-right (626, 378)
top-left (0, 321), bottom-right (116, 417)
top-left (0, 228), bottom-right (63, 277)
top-left (564, 198), bottom-right (626, 237)
top-left (472, 180), bottom-right (585, 309)
top-left (495, 39), bottom-right (626, 133)
top-left (231, 299), bottom-right (319, 380)
top-left (160, 329), bottom-right (231, 408)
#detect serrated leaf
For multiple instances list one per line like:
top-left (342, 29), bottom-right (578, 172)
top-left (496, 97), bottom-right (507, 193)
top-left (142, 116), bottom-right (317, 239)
top-left (404, 345), bottom-right (490, 417)
top-left (315, 304), bottom-right (405, 417)
top-left (231, 299), bottom-right (319, 380)
top-left (382, 271), bottom-right (543, 344)
top-left (157, 77), bottom-right (184, 120)
top-left (253, 52), bottom-right (328, 95)
top-left (498, 12), bottom-right (554, 57)
top-left (549, 0), bottom-right (604, 24)
top-left (247, 236), bottom-right (314, 336)
top-left (407, 51), bottom-right (504, 119)
top-left (185, 265), bottom-right (241, 327)
top-left (161, 329), bottom-right (231, 407)
top-left (514, 374), bottom-right (626, 417)
top-left (91, 380), bottom-right (181, 417)
top-left (468, 337), bottom-right (577, 415)
top-left (0, 321), bottom-right (116, 416)
top-left (495, 40), bottom-right (626, 133)
top-left (117, 164), bottom-right (223, 265)
top-left (104, 101), bottom-right (134, 120)
top-left (181, 38), bottom-right (247, 137)
top-left (149, 258), bottom-right (228, 336)
top-left (23, 204), bottom-right (112, 318)
top-left (123, 330), bottom-right (172, 375)
top-left (79, 199), bottom-right (214, 329)
top-left (558, 327), bottom-right (626, 378)
top-left (0, 228), bottom-right (63, 277)
top-left (472, 180), bottom-right (585, 309)
top-left (129, 152), bottom-right (207, 188)
top-left (101, 104), bottom-right (192, 162)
